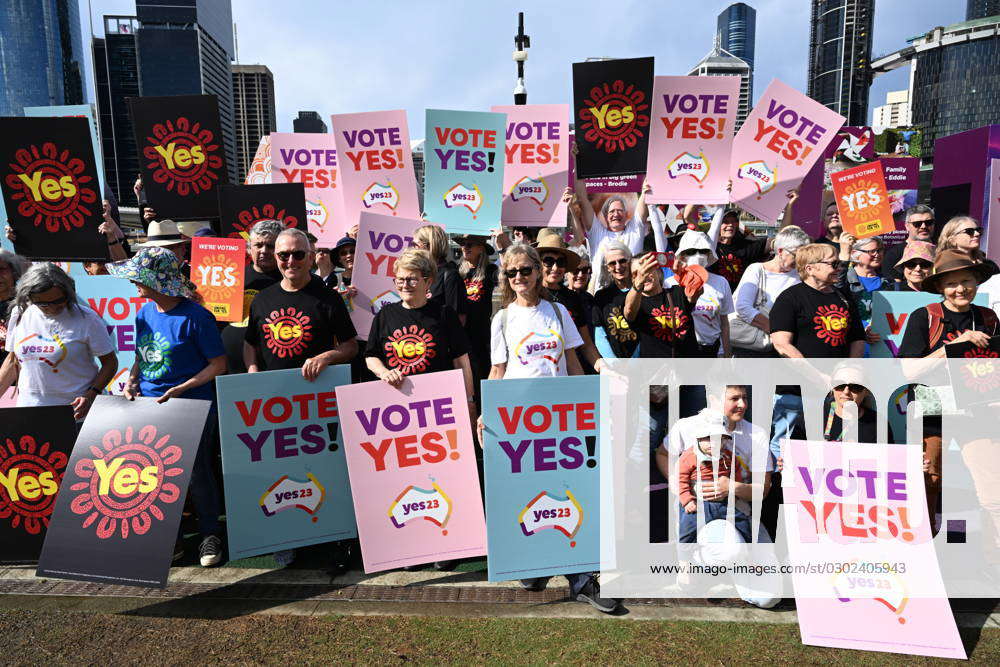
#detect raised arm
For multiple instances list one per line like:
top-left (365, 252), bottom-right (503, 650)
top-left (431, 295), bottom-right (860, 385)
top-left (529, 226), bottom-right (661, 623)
top-left (571, 142), bottom-right (596, 232)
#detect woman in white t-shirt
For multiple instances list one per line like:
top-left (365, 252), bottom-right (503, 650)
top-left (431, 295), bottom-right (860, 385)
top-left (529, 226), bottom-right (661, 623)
top-left (731, 226), bottom-right (811, 358)
top-left (0, 263), bottom-right (117, 420)
top-left (480, 243), bottom-right (620, 613)
top-left (488, 244), bottom-right (583, 379)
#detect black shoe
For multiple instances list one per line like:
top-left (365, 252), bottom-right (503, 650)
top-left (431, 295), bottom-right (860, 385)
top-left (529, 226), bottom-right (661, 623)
top-left (402, 564), bottom-right (423, 571)
top-left (198, 535), bottom-right (223, 567)
top-left (575, 577), bottom-right (620, 613)
top-left (519, 576), bottom-right (551, 592)
top-left (433, 559), bottom-right (457, 571)
top-left (328, 542), bottom-right (353, 576)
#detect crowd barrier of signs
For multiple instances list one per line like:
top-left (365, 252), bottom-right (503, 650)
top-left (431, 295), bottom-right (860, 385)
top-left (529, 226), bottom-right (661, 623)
top-left (2, 59), bottom-right (999, 659)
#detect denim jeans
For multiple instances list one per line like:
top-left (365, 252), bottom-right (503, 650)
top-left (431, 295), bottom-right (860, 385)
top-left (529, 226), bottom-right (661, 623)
top-left (678, 500), bottom-right (752, 543)
top-left (769, 392), bottom-right (805, 463)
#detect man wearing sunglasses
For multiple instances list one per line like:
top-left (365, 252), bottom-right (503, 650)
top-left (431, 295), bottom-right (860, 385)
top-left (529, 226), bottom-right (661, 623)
top-left (881, 205), bottom-right (935, 282)
top-left (244, 228), bottom-right (358, 381)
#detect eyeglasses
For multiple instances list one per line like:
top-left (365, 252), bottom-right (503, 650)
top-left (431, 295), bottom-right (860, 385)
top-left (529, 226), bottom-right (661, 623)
top-left (834, 383), bottom-right (866, 393)
top-left (909, 219), bottom-right (934, 228)
top-left (393, 276), bottom-right (424, 286)
top-left (956, 228), bottom-right (982, 237)
top-left (458, 240), bottom-right (482, 248)
top-left (857, 247), bottom-right (883, 256)
top-left (504, 266), bottom-right (534, 278)
top-left (681, 249), bottom-right (710, 256)
top-left (812, 260), bottom-right (843, 270)
top-left (31, 295), bottom-right (68, 307)
top-left (540, 255), bottom-right (567, 268)
top-left (575, 266), bottom-right (593, 275)
top-left (276, 250), bottom-right (308, 262)
top-left (606, 258), bottom-right (630, 268)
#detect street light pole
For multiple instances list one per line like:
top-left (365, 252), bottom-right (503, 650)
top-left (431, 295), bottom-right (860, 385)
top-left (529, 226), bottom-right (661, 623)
top-left (513, 12), bottom-right (529, 105)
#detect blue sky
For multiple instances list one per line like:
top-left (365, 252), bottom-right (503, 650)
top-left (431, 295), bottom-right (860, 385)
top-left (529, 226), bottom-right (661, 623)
top-left (81, 1), bottom-right (964, 136)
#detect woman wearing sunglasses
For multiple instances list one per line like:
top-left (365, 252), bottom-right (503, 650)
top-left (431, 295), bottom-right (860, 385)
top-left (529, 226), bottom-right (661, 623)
top-left (592, 240), bottom-right (638, 360)
top-left (535, 232), bottom-right (605, 373)
top-left (456, 234), bottom-right (498, 404)
top-left (480, 243), bottom-right (620, 613)
top-left (666, 231), bottom-right (734, 358)
top-left (936, 216), bottom-right (999, 277)
top-left (566, 248), bottom-right (597, 342)
top-left (892, 241), bottom-right (935, 292)
top-left (821, 365), bottom-right (892, 444)
top-left (0, 263), bottom-right (117, 421)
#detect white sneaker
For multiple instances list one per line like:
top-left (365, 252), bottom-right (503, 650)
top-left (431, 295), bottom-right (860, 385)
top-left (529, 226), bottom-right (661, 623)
top-left (198, 535), bottom-right (223, 567)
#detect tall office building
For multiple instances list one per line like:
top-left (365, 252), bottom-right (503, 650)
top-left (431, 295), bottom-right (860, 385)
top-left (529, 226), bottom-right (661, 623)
top-left (688, 39), bottom-right (752, 131)
top-left (806, 0), bottom-right (874, 126)
top-left (871, 90), bottom-right (910, 129)
top-left (293, 111), bottom-right (328, 133)
top-left (967, 0), bottom-right (1000, 20)
top-left (717, 3), bottom-right (756, 100)
top-left (93, 16), bottom-right (141, 205)
top-left (135, 0), bottom-right (237, 182)
top-left (0, 0), bottom-right (84, 115)
top-left (232, 65), bottom-right (277, 182)
top-left (872, 16), bottom-right (1000, 159)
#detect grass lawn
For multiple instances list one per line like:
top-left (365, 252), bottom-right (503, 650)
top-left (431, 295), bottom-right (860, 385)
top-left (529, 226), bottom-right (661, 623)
top-left (1, 610), bottom-right (996, 664)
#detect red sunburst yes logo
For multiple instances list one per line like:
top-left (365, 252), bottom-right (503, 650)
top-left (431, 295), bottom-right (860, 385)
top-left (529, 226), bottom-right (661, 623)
top-left (4, 142), bottom-right (98, 232)
top-left (578, 80), bottom-right (650, 154)
top-left (232, 204), bottom-right (299, 238)
top-left (0, 435), bottom-right (68, 535)
top-left (143, 116), bottom-right (223, 196)
top-left (68, 425), bottom-right (184, 540)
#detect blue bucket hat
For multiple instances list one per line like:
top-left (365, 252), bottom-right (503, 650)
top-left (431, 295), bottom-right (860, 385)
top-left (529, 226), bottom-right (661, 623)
top-left (107, 246), bottom-right (193, 297)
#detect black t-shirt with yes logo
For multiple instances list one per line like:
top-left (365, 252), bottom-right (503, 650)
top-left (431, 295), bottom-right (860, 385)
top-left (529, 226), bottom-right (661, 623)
top-left (594, 285), bottom-right (638, 358)
top-left (628, 285), bottom-right (699, 358)
top-left (245, 275), bottom-right (357, 370)
top-left (769, 282), bottom-right (865, 357)
top-left (365, 301), bottom-right (470, 377)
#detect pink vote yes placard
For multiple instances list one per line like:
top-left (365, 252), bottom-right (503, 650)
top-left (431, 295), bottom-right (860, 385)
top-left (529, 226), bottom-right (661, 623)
top-left (336, 370), bottom-right (486, 572)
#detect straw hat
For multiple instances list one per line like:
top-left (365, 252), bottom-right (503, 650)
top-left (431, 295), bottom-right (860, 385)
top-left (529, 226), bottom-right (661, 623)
top-left (176, 220), bottom-right (212, 238)
top-left (137, 220), bottom-right (187, 248)
top-left (921, 249), bottom-right (994, 294)
top-left (533, 231), bottom-right (580, 272)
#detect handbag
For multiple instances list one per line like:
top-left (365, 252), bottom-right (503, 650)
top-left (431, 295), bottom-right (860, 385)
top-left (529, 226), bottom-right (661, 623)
top-left (728, 265), bottom-right (772, 351)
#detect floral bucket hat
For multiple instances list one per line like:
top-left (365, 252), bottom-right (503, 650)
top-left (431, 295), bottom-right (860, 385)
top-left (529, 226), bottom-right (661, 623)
top-left (107, 246), bottom-right (193, 297)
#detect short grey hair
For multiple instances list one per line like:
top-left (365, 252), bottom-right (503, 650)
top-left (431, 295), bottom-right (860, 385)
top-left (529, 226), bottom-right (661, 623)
top-left (249, 219), bottom-right (285, 240)
top-left (275, 227), bottom-right (311, 248)
top-left (14, 262), bottom-right (78, 313)
top-left (773, 225), bottom-right (811, 253)
top-left (0, 249), bottom-right (29, 285)
top-left (905, 204), bottom-right (934, 222)
top-left (599, 239), bottom-right (632, 262)
top-left (852, 235), bottom-right (883, 252)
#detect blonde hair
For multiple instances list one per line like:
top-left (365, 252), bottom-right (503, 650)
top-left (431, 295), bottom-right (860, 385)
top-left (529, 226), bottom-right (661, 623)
top-left (414, 224), bottom-right (450, 265)
top-left (458, 238), bottom-right (489, 284)
top-left (499, 244), bottom-right (549, 307)
top-left (937, 216), bottom-right (986, 262)
top-left (395, 248), bottom-right (437, 283)
top-left (795, 243), bottom-right (836, 277)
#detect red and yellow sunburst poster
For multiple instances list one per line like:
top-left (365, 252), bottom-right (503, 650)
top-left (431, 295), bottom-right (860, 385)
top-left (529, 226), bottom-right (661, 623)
top-left (37, 395), bottom-right (212, 587)
top-left (0, 405), bottom-right (77, 563)
top-left (0, 116), bottom-right (108, 261)
top-left (191, 237), bottom-right (247, 322)
top-left (830, 160), bottom-right (895, 240)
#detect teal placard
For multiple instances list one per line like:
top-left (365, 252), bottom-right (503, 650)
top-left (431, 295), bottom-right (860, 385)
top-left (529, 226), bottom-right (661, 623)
top-left (423, 109), bottom-right (506, 235)
top-left (217, 366), bottom-right (357, 559)
top-left (869, 291), bottom-right (987, 358)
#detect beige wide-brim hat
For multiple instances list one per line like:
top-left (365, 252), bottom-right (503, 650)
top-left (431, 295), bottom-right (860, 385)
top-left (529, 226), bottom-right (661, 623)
top-left (533, 231), bottom-right (580, 272)
top-left (137, 219), bottom-right (187, 248)
top-left (176, 220), bottom-right (212, 238)
top-left (921, 249), bottom-right (994, 294)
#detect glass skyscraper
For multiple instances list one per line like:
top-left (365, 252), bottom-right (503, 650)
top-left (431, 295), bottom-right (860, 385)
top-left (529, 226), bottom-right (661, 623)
top-left (93, 16), bottom-right (141, 205)
top-left (967, 0), bottom-right (1000, 20)
top-left (717, 3), bottom-right (756, 103)
top-left (135, 0), bottom-right (237, 183)
top-left (0, 0), bottom-right (84, 115)
top-left (807, 0), bottom-right (874, 127)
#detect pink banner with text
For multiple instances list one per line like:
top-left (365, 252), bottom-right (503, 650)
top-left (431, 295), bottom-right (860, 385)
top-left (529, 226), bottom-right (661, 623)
top-left (782, 439), bottom-right (965, 660)
top-left (330, 110), bottom-right (421, 229)
top-left (987, 159), bottom-right (1000, 262)
top-left (270, 132), bottom-right (345, 245)
top-left (336, 370), bottom-right (486, 572)
top-left (645, 76), bottom-right (739, 205)
top-left (491, 104), bottom-right (569, 227)
top-left (349, 212), bottom-right (424, 339)
top-left (730, 79), bottom-right (846, 222)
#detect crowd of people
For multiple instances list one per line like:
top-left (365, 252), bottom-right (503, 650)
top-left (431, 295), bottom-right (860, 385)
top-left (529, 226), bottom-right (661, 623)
top-left (3, 153), bottom-right (1000, 614)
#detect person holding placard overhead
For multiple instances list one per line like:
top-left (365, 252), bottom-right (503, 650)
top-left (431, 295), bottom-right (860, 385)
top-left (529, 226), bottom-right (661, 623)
top-left (0, 249), bottom-right (29, 367)
top-left (479, 243), bottom-right (620, 613)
